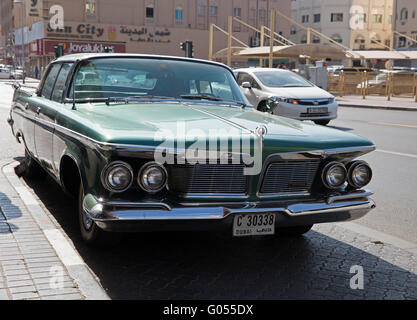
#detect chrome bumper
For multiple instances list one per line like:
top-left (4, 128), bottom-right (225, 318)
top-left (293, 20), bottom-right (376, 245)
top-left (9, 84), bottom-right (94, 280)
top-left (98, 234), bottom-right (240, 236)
top-left (83, 189), bottom-right (376, 232)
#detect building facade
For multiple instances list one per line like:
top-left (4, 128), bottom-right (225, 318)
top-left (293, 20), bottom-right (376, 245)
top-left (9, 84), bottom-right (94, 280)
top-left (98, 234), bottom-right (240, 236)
top-left (0, 0), bottom-right (13, 64)
top-left (1, 0), bottom-right (291, 72)
top-left (394, 0), bottom-right (417, 48)
top-left (290, 0), bottom-right (394, 50)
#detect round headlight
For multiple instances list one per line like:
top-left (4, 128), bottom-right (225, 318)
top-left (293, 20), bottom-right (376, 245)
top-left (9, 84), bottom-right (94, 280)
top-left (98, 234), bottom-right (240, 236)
top-left (321, 161), bottom-right (347, 189)
top-left (101, 161), bottom-right (133, 193)
top-left (347, 161), bottom-right (372, 188)
top-left (138, 162), bottom-right (168, 193)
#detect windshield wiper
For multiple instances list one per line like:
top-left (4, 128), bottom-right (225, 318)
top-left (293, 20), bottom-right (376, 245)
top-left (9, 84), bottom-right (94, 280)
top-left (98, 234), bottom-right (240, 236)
top-left (181, 95), bottom-right (248, 108)
top-left (125, 95), bottom-right (175, 100)
top-left (180, 94), bottom-right (223, 101)
top-left (66, 96), bottom-right (175, 106)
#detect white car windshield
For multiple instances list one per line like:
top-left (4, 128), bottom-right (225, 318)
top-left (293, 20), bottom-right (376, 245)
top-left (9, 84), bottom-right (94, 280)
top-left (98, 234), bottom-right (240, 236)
top-left (254, 71), bottom-right (313, 88)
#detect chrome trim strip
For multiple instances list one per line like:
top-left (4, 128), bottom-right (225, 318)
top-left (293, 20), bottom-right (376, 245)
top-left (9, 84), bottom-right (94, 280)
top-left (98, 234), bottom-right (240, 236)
top-left (83, 193), bottom-right (375, 222)
top-left (103, 201), bottom-right (172, 211)
top-left (326, 189), bottom-right (374, 204)
top-left (83, 189), bottom-right (375, 222)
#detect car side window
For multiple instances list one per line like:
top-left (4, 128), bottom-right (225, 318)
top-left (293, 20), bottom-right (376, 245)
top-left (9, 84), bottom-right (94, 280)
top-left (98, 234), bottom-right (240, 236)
top-left (51, 63), bottom-right (73, 102)
top-left (41, 64), bottom-right (62, 100)
top-left (237, 72), bottom-right (260, 89)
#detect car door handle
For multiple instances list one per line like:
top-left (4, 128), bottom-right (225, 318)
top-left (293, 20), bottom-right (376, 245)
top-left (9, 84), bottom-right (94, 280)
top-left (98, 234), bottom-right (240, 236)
top-left (25, 103), bottom-right (29, 110)
top-left (36, 107), bottom-right (41, 115)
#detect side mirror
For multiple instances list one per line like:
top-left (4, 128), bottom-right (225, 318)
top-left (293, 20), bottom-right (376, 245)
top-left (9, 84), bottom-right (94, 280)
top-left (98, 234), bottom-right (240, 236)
top-left (241, 81), bottom-right (252, 89)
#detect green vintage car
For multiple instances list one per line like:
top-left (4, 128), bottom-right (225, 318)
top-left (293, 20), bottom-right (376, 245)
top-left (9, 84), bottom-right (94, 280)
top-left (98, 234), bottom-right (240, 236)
top-left (8, 53), bottom-right (376, 244)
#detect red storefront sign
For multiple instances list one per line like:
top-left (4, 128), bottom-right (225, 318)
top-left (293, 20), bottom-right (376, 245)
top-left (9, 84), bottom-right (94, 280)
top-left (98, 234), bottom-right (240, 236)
top-left (43, 40), bottom-right (126, 55)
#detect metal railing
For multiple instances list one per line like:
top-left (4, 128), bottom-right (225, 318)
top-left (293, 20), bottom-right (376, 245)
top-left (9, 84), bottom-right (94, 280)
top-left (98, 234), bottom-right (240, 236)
top-left (327, 71), bottom-right (417, 102)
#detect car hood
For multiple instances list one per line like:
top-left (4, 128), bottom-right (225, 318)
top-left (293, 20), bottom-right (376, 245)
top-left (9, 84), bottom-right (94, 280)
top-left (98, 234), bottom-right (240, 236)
top-left (63, 101), bottom-right (373, 153)
top-left (265, 86), bottom-right (333, 99)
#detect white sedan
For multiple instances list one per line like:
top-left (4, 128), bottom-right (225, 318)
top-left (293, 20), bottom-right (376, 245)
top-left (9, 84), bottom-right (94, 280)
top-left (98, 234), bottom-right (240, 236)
top-left (0, 68), bottom-right (12, 79)
top-left (234, 68), bottom-right (338, 126)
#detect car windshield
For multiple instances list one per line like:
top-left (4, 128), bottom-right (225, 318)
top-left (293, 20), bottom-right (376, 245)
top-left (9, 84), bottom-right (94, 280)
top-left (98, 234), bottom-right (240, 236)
top-left (254, 71), bottom-right (313, 88)
top-left (68, 57), bottom-right (248, 105)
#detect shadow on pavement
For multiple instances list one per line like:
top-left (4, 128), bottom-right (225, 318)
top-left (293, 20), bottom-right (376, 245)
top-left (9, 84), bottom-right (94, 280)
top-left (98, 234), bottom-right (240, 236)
top-left (0, 191), bottom-right (22, 234)
top-left (20, 170), bottom-right (417, 300)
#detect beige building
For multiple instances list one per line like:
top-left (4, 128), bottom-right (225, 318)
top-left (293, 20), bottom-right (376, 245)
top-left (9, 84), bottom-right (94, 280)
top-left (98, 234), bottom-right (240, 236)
top-left (290, 0), bottom-right (394, 51)
top-left (1, 0), bottom-right (291, 71)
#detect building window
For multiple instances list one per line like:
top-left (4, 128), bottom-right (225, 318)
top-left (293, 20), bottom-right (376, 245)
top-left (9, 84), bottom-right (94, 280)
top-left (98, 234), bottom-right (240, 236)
top-left (313, 14), bottom-right (320, 23)
top-left (372, 14), bottom-right (383, 23)
top-left (259, 9), bottom-right (266, 19)
top-left (234, 7), bottom-right (241, 18)
top-left (209, 6), bottom-right (217, 16)
top-left (401, 8), bottom-right (408, 20)
top-left (388, 15), bottom-right (392, 24)
top-left (331, 34), bottom-right (343, 43)
top-left (290, 27), bottom-right (296, 35)
top-left (85, 0), bottom-right (96, 16)
top-left (355, 13), bottom-right (366, 23)
top-left (399, 36), bottom-right (406, 47)
top-left (197, 5), bottom-right (205, 16)
top-left (302, 15), bottom-right (309, 23)
top-left (331, 13), bottom-right (343, 22)
top-left (146, 6), bottom-right (154, 18)
top-left (175, 8), bottom-right (183, 23)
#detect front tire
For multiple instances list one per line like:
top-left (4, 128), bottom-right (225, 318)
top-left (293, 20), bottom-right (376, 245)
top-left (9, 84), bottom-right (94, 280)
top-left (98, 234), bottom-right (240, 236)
top-left (277, 224), bottom-right (313, 237)
top-left (258, 101), bottom-right (272, 113)
top-left (23, 149), bottom-right (47, 179)
top-left (78, 183), bottom-right (110, 245)
top-left (314, 120), bottom-right (330, 126)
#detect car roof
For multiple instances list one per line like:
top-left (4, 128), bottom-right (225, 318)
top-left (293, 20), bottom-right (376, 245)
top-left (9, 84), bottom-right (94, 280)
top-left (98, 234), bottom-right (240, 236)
top-left (234, 67), bottom-right (289, 73)
top-left (53, 53), bottom-right (232, 71)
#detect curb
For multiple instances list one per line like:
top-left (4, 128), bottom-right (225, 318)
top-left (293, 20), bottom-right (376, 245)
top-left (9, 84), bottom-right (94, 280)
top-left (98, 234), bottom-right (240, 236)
top-left (338, 222), bottom-right (417, 255)
top-left (338, 103), bottom-right (417, 112)
top-left (1, 160), bottom-right (110, 300)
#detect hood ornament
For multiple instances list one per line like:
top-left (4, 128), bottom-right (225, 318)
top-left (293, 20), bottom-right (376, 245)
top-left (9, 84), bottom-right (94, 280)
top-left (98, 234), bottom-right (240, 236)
top-left (255, 125), bottom-right (268, 138)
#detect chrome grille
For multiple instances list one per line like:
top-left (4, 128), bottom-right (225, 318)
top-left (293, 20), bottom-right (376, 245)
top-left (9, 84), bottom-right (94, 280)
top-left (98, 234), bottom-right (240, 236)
top-left (260, 160), bottom-right (320, 194)
top-left (168, 164), bottom-right (247, 195)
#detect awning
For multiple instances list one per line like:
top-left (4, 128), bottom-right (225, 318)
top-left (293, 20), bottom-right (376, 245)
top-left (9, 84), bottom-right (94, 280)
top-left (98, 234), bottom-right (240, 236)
top-left (213, 44), bottom-right (417, 62)
top-left (347, 50), bottom-right (410, 60)
top-left (234, 44), bottom-right (348, 60)
top-left (212, 46), bottom-right (248, 59)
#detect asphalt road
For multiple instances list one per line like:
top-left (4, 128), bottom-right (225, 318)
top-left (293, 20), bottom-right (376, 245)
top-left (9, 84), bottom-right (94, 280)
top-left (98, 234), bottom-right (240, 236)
top-left (1, 81), bottom-right (417, 299)
top-left (329, 108), bottom-right (417, 243)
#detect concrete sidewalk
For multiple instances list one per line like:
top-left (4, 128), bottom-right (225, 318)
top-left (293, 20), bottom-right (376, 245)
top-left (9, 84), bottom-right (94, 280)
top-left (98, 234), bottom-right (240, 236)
top-left (0, 160), bottom-right (109, 300)
top-left (337, 95), bottom-right (417, 111)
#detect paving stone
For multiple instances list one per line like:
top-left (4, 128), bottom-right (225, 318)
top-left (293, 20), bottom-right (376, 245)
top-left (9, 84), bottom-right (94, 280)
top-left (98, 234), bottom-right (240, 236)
top-left (0, 289), bottom-right (10, 299)
top-left (41, 293), bottom-right (83, 300)
top-left (9, 285), bottom-right (37, 294)
top-left (11, 291), bottom-right (39, 300)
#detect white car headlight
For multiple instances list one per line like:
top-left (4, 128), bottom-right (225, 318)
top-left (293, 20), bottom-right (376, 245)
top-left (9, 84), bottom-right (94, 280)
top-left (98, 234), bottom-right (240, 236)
top-left (138, 162), bottom-right (168, 193)
top-left (101, 161), bottom-right (134, 192)
top-left (347, 161), bottom-right (372, 188)
top-left (321, 162), bottom-right (347, 189)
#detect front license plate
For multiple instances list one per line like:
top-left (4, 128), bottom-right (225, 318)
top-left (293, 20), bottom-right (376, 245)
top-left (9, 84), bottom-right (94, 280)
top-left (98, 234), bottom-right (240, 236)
top-left (308, 107), bottom-right (328, 114)
top-left (233, 213), bottom-right (275, 237)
